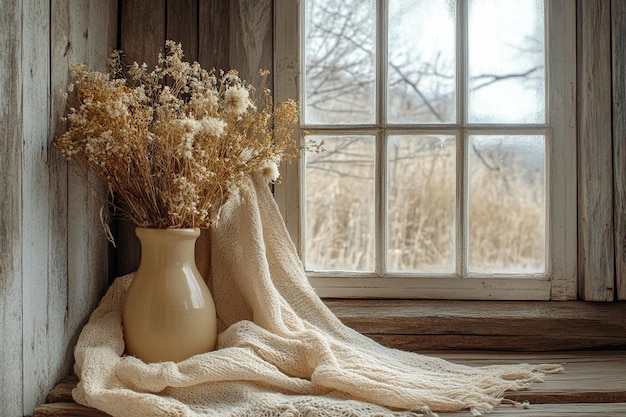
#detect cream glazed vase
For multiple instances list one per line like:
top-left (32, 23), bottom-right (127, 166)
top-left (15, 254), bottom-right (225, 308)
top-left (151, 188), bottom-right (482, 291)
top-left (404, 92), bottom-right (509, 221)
top-left (122, 227), bottom-right (217, 363)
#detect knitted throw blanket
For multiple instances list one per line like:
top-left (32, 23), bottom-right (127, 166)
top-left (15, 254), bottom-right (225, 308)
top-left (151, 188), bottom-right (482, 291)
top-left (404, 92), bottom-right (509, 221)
top-left (73, 174), bottom-right (562, 417)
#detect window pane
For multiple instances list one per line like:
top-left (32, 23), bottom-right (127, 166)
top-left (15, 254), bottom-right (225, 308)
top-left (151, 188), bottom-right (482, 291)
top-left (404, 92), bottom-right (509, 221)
top-left (305, 136), bottom-right (376, 271)
top-left (388, 0), bottom-right (456, 124)
top-left (304, 0), bottom-right (376, 124)
top-left (468, 135), bottom-right (545, 273)
top-left (387, 135), bottom-right (456, 272)
top-left (468, 0), bottom-right (545, 124)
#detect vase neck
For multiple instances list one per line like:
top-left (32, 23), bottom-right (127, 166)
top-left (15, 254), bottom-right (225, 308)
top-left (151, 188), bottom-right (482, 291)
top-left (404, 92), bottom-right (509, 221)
top-left (135, 228), bottom-right (200, 269)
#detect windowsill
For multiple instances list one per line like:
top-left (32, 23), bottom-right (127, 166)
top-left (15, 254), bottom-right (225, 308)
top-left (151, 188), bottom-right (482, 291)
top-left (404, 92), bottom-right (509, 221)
top-left (324, 299), bottom-right (626, 351)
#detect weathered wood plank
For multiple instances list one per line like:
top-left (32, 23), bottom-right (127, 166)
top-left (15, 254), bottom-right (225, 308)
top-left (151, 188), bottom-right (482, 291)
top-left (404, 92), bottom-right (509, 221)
top-left (613, 0), bottom-right (626, 300)
top-left (327, 299), bottom-right (626, 351)
top-left (548, 0), bottom-right (577, 301)
top-left (198, 0), bottom-right (230, 71)
top-left (49, 0), bottom-right (72, 397)
top-left (229, 0), bottom-right (273, 85)
top-left (0, 1), bottom-right (24, 415)
top-left (166, 0), bottom-right (198, 61)
top-left (47, 382), bottom-right (76, 404)
top-left (435, 352), bottom-right (626, 405)
top-left (63, 0), bottom-right (115, 342)
top-left (273, 0), bottom-right (302, 249)
top-left (440, 403), bottom-right (626, 417)
top-left (30, 2), bottom-right (119, 417)
top-left (371, 334), bottom-right (626, 353)
top-left (577, 0), bottom-right (615, 301)
top-left (120, 0), bottom-right (166, 66)
top-left (21, 0), bottom-right (53, 412)
top-left (32, 403), bottom-right (110, 417)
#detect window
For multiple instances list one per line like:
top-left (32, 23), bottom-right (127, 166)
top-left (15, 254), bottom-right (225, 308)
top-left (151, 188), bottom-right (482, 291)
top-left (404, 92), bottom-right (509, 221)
top-left (274, 0), bottom-right (576, 300)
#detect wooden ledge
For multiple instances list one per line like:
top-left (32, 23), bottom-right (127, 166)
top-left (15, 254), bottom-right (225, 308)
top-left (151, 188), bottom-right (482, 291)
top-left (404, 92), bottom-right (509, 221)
top-left (33, 351), bottom-right (626, 416)
top-left (325, 300), bottom-right (626, 351)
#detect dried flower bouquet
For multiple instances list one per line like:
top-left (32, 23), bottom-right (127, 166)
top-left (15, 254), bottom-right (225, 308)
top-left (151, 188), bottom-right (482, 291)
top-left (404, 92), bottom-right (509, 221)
top-left (55, 41), bottom-right (313, 229)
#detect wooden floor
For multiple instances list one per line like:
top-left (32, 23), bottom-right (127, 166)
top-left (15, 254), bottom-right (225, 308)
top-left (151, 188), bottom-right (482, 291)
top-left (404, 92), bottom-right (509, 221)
top-left (31, 351), bottom-right (626, 416)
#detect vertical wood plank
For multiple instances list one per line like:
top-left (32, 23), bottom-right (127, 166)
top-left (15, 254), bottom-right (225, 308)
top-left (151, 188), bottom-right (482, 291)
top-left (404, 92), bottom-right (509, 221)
top-left (20, 1), bottom-right (118, 415)
top-left (577, 0), bottom-right (615, 301)
top-left (0, 0), bottom-right (24, 415)
top-left (21, 0), bottom-right (52, 412)
top-left (116, 0), bottom-right (166, 277)
top-left (49, 0), bottom-right (72, 393)
top-left (65, 0), bottom-right (116, 336)
top-left (613, 0), bottom-right (626, 300)
top-left (167, 0), bottom-right (198, 61)
top-left (198, 0), bottom-right (230, 71)
top-left (273, 0), bottom-right (303, 250)
top-left (120, 0), bottom-right (166, 65)
top-left (548, 0), bottom-right (577, 300)
top-left (0, 1), bottom-right (116, 414)
top-left (228, 0), bottom-right (273, 84)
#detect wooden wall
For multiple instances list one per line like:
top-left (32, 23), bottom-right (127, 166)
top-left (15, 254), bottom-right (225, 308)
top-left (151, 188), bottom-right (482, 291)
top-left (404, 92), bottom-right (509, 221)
top-left (114, 0), bottom-right (273, 281)
top-left (577, 0), bottom-right (626, 301)
top-left (612, 0), bottom-right (626, 300)
top-left (0, 1), bottom-right (116, 416)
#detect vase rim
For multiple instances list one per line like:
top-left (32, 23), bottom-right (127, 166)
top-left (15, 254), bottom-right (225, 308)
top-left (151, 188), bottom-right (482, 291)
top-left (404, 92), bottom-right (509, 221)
top-left (135, 227), bottom-right (201, 239)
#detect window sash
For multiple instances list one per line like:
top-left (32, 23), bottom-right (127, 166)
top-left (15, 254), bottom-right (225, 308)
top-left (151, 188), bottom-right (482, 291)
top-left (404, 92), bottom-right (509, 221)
top-left (273, 0), bottom-right (576, 300)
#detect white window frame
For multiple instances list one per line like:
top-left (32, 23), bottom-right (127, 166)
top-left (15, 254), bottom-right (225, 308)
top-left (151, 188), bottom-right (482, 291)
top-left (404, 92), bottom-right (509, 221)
top-left (274, 0), bottom-right (577, 300)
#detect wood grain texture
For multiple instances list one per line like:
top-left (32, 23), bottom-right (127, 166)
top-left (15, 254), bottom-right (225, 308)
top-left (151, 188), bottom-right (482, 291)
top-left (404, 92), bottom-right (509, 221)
top-left (1, 1), bottom-right (116, 415)
top-left (370, 334), bottom-right (626, 353)
top-left (33, 352), bottom-right (626, 416)
top-left (167, 0), bottom-right (198, 61)
top-left (120, 0), bottom-right (165, 66)
top-left (577, 0), bottom-right (615, 301)
top-left (273, 0), bottom-right (303, 251)
top-left (326, 299), bottom-right (626, 351)
top-left (228, 0), bottom-right (273, 84)
top-left (48, 0), bottom-right (72, 399)
top-left (64, 0), bottom-right (116, 346)
top-left (0, 1), bottom-right (24, 415)
top-left (613, 0), bottom-right (626, 300)
top-left (198, 0), bottom-right (230, 71)
top-left (548, 0), bottom-right (577, 300)
top-left (442, 403), bottom-right (626, 417)
top-left (33, 403), bottom-right (110, 417)
top-left (21, 0), bottom-right (53, 412)
top-left (436, 351), bottom-right (626, 405)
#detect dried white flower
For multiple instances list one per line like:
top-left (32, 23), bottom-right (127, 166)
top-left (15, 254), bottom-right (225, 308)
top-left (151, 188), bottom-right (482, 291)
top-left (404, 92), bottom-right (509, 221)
top-left (223, 86), bottom-right (251, 115)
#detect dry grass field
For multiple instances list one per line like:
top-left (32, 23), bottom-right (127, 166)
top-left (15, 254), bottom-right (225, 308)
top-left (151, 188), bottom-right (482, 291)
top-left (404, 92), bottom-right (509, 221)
top-left (305, 135), bottom-right (545, 274)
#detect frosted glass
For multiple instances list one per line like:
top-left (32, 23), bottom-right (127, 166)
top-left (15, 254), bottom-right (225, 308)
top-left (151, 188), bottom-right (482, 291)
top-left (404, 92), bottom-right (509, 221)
top-left (388, 0), bottom-right (456, 124)
top-left (387, 135), bottom-right (456, 271)
top-left (468, 135), bottom-right (546, 273)
top-left (304, 0), bottom-right (376, 124)
top-left (305, 136), bottom-right (376, 271)
top-left (468, 0), bottom-right (545, 124)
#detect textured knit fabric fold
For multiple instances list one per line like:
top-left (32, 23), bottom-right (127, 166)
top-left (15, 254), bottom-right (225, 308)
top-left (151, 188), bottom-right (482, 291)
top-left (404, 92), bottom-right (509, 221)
top-left (73, 174), bottom-right (562, 417)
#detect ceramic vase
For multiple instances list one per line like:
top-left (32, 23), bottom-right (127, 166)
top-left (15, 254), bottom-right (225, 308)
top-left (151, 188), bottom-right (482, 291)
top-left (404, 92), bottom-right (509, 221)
top-left (122, 227), bottom-right (217, 363)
